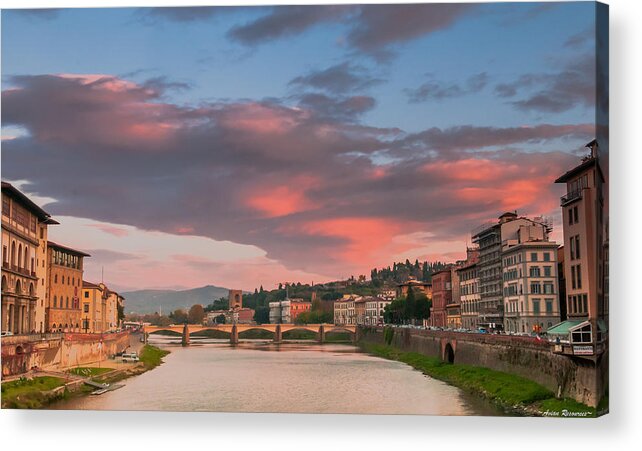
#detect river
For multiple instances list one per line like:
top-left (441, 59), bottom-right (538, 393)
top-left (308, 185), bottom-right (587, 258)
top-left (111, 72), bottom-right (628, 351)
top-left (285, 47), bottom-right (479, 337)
top-left (52, 337), bottom-right (502, 415)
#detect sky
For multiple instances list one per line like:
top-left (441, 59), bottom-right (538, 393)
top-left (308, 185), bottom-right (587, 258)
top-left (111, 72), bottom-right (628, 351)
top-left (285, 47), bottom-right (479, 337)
top-left (1, 2), bottom-right (604, 292)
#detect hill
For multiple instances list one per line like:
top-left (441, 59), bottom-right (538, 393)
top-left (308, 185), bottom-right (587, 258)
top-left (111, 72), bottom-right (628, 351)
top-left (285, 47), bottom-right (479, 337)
top-left (122, 285), bottom-right (232, 314)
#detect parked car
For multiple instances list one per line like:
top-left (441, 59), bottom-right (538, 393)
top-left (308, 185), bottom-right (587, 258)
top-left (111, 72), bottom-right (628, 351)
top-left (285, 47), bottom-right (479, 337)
top-left (121, 352), bottom-right (139, 363)
top-left (1, 331), bottom-right (14, 337)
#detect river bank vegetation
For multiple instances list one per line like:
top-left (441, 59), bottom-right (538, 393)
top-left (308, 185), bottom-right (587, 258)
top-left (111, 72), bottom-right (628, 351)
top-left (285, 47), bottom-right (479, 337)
top-left (362, 343), bottom-right (598, 417)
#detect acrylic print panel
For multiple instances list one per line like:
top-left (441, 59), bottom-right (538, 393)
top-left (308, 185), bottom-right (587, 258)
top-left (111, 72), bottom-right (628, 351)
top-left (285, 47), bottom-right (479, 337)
top-left (0, 2), bottom-right (608, 417)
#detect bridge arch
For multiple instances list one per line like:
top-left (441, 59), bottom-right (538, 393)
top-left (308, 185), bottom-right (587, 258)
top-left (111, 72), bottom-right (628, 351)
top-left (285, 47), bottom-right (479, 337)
top-left (443, 342), bottom-right (455, 364)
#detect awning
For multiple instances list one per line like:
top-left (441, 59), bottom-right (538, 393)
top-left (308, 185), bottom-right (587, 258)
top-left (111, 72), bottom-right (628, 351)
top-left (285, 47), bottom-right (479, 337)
top-left (546, 320), bottom-right (584, 335)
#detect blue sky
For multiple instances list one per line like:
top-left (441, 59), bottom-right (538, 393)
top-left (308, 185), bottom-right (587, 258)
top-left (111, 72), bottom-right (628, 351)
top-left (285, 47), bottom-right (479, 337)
top-left (1, 3), bottom-right (602, 290)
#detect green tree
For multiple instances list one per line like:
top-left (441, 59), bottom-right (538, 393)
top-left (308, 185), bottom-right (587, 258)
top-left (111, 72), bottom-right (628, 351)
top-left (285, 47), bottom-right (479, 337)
top-left (404, 288), bottom-right (416, 324)
top-left (188, 304), bottom-right (205, 324)
top-left (254, 306), bottom-right (270, 324)
top-left (170, 309), bottom-right (188, 324)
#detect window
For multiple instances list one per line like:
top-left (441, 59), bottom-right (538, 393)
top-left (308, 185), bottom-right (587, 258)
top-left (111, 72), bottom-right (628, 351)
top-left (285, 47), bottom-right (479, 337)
top-left (544, 266), bottom-right (552, 277)
top-left (54, 274), bottom-right (58, 284)
top-left (531, 253), bottom-right (538, 262)
top-left (573, 206), bottom-right (579, 224)
top-left (543, 252), bottom-right (550, 262)
top-left (571, 324), bottom-right (592, 344)
top-left (53, 296), bottom-right (57, 308)
top-left (529, 266), bottom-right (540, 277)
top-left (545, 299), bottom-right (553, 313)
top-left (583, 294), bottom-right (588, 313)
top-left (570, 236), bottom-right (576, 259)
top-left (571, 266), bottom-right (576, 289)
top-left (530, 283), bottom-right (541, 294)
top-left (575, 236), bottom-right (581, 259)
top-left (576, 265), bottom-right (582, 289)
top-left (83, 303), bottom-right (89, 313)
top-left (2, 196), bottom-right (10, 216)
top-left (532, 300), bottom-right (540, 314)
top-left (66, 297), bottom-right (69, 309)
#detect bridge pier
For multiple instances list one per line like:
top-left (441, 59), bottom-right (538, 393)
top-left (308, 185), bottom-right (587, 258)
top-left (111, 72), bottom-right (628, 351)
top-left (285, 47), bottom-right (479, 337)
top-left (317, 325), bottom-right (325, 344)
top-left (274, 324), bottom-right (282, 343)
top-left (182, 324), bottom-right (190, 347)
top-left (230, 324), bottom-right (239, 345)
top-left (352, 326), bottom-right (361, 344)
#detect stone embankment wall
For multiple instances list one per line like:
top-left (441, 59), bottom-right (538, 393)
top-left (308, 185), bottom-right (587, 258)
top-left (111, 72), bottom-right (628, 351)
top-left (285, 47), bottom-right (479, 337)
top-left (1, 331), bottom-right (130, 377)
top-left (359, 327), bottom-right (607, 408)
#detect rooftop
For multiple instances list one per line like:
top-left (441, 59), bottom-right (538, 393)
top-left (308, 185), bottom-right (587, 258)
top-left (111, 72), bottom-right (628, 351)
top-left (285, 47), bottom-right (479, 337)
top-left (1, 181), bottom-right (59, 224)
top-left (48, 240), bottom-right (91, 257)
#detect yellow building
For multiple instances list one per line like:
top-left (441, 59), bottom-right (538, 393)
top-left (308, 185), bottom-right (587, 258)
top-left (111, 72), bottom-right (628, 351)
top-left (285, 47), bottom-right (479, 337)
top-left (1, 182), bottom-right (58, 334)
top-left (82, 281), bottom-right (122, 333)
top-left (46, 241), bottom-right (90, 332)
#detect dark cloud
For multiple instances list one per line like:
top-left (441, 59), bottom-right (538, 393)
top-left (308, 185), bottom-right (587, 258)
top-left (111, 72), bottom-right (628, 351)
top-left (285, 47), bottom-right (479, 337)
top-left (10, 9), bottom-right (60, 20)
top-left (227, 5), bottom-right (352, 45)
top-left (495, 55), bottom-right (595, 113)
top-left (289, 63), bottom-right (383, 95)
top-left (346, 4), bottom-right (476, 60)
top-left (85, 249), bottom-right (141, 263)
top-left (296, 93), bottom-right (376, 121)
top-left (226, 4), bottom-right (475, 60)
top-left (565, 27), bottom-right (594, 48)
top-left (142, 6), bottom-right (234, 23)
top-left (405, 72), bottom-right (488, 103)
top-left (2, 74), bottom-right (591, 276)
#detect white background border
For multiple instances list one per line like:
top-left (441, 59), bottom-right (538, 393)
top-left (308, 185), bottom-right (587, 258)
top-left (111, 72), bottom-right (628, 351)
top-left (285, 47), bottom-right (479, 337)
top-left (1, 0), bottom-right (640, 449)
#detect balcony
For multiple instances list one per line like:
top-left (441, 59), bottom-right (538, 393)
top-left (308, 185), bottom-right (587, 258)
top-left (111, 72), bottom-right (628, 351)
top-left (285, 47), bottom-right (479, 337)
top-left (561, 189), bottom-right (583, 206)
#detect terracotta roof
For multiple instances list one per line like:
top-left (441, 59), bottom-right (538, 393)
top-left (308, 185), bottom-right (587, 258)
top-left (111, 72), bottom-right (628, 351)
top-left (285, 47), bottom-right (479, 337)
top-left (83, 280), bottom-right (102, 289)
top-left (2, 181), bottom-right (58, 223)
top-left (48, 240), bottom-right (91, 257)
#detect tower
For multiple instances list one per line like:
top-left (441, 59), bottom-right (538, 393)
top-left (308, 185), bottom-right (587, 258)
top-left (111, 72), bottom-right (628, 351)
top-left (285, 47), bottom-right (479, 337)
top-left (228, 289), bottom-right (242, 310)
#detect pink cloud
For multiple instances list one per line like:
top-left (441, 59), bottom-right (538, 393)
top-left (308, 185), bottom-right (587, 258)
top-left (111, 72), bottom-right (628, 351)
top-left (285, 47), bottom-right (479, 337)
top-left (88, 223), bottom-right (129, 237)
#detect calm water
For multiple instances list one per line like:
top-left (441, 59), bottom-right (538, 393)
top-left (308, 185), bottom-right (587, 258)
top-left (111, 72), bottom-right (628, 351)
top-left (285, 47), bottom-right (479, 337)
top-left (52, 337), bottom-right (501, 415)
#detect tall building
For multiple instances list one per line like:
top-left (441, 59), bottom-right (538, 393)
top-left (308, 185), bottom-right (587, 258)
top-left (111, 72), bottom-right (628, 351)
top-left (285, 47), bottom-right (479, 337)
top-left (458, 260), bottom-right (480, 330)
top-left (501, 224), bottom-right (560, 334)
top-left (1, 182), bottom-right (58, 334)
top-left (548, 140), bottom-right (607, 356)
top-left (472, 212), bottom-right (552, 331)
top-left (81, 281), bottom-right (121, 333)
top-left (46, 242), bottom-right (90, 332)
top-left (228, 289), bottom-right (243, 309)
top-left (430, 269), bottom-right (452, 328)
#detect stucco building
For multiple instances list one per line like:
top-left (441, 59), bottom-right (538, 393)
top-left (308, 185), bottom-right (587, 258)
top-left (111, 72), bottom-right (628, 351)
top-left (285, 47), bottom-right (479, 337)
top-left (458, 260), bottom-right (480, 330)
top-left (430, 269), bottom-right (452, 328)
top-left (81, 281), bottom-right (122, 333)
top-left (289, 299), bottom-right (311, 322)
top-left (364, 296), bottom-right (390, 326)
top-left (501, 224), bottom-right (560, 334)
top-left (396, 276), bottom-right (432, 298)
top-left (472, 212), bottom-right (553, 331)
top-left (1, 182), bottom-right (58, 334)
top-left (549, 140), bottom-right (607, 356)
top-left (46, 241), bottom-right (90, 332)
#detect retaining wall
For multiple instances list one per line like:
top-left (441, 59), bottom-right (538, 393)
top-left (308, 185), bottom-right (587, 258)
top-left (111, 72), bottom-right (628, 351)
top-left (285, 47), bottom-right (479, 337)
top-left (360, 327), bottom-right (607, 408)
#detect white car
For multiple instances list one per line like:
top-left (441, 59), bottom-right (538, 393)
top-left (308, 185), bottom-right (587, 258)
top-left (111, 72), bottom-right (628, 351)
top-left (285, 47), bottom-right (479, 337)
top-left (121, 353), bottom-right (140, 363)
top-left (0, 331), bottom-right (14, 337)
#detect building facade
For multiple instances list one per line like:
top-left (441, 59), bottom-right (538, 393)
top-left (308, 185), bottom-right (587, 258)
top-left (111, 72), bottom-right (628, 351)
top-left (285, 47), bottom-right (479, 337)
top-left (46, 242), bottom-right (89, 332)
top-left (269, 299), bottom-right (291, 324)
top-left (333, 295), bottom-right (358, 325)
top-left (81, 281), bottom-right (121, 333)
top-left (458, 261), bottom-right (480, 330)
top-left (472, 212), bottom-right (552, 331)
top-left (396, 276), bottom-right (432, 298)
top-left (1, 182), bottom-right (58, 334)
top-left (364, 296), bottom-right (390, 326)
top-left (289, 299), bottom-right (311, 322)
top-left (501, 229), bottom-right (560, 334)
top-left (430, 269), bottom-right (452, 328)
top-left (549, 140), bottom-right (607, 355)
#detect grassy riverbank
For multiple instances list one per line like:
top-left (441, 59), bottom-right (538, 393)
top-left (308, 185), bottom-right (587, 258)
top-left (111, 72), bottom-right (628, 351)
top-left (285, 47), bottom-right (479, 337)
top-left (1, 345), bottom-right (170, 409)
top-left (1, 376), bottom-right (68, 409)
top-left (363, 343), bottom-right (597, 417)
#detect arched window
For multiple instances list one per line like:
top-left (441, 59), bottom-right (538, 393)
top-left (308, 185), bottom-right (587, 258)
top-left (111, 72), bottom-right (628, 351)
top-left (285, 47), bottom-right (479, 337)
top-left (11, 241), bottom-right (16, 266)
top-left (29, 283), bottom-right (34, 297)
top-left (15, 280), bottom-right (22, 295)
top-left (52, 323), bottom-right (57, 330)
top-left (17, 244), bottom-right (23, 269)
top-left (24, 247), bottom-right (29, 271)
top-left (1, 275), bottom-right (7, 292)
top-left (54, 274), bottom-right (58, 283)
top-left (53, 295), bottom-right (57, 308)
top-left (66, 297), bottom-right (69, 309)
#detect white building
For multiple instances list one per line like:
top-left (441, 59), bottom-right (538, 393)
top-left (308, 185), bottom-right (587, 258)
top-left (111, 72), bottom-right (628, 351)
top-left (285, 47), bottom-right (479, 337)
top-left (364, 296), bottom-right (391, 326)
top-left (269, 299), bottom-right (291, 324)
top-left (502, 223), bottom-right (561, 334)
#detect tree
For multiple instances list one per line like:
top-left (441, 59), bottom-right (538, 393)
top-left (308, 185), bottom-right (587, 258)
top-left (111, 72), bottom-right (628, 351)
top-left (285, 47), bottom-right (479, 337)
top-left (254, 306), bottom-right (270, 324)
top-left (404, 288), bottom-right (416, 324)
top-left (170, 309), bottom-right (188, 324)
top-left (117, 302), bottom-right (125, 322)
top-left (414, 293), bottom-right (431, 322)
top-left (188, 304), bottom-right (205, 324)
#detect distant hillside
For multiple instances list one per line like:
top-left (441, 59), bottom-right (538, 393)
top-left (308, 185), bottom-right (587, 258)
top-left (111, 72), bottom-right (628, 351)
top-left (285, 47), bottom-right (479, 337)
top-left (122, 285), bottom-right (232, 314)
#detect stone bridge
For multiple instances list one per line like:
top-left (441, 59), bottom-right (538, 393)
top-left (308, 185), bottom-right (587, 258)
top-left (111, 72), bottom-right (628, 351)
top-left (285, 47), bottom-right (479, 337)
top-left (143, 323), bottom-right (357, 346)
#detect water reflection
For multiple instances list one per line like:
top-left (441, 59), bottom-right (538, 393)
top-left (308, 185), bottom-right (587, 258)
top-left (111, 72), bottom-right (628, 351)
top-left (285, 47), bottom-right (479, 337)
top-left (52, 340), bottom-right (502, 416)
